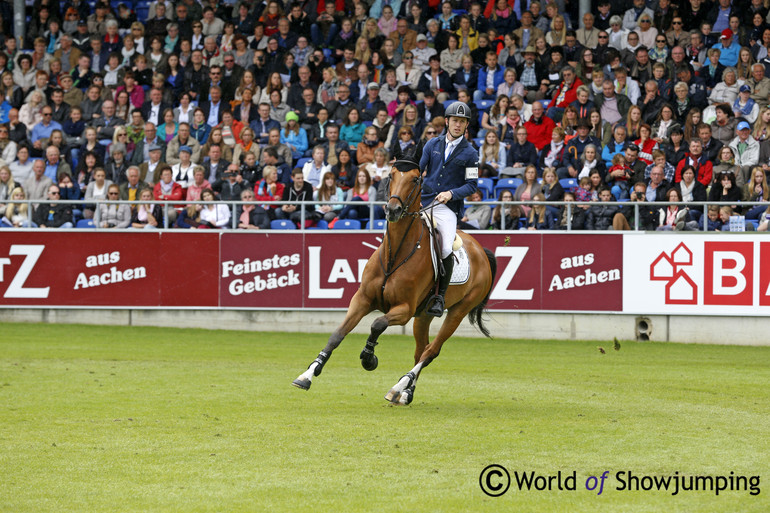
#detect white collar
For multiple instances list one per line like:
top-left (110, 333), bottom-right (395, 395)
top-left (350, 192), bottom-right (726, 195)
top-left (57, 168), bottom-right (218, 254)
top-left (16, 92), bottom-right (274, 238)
top-left (445, 135), bottom-right (460, 148)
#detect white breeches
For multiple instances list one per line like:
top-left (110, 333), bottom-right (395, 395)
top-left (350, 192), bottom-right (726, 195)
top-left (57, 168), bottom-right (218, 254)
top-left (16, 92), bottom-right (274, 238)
top-left (430, 202), bottom-right (457, 259)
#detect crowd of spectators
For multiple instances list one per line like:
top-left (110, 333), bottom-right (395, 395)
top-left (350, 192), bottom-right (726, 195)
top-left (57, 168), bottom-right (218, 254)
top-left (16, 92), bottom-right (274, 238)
top-left (1, 0), bottom-right (770, 231)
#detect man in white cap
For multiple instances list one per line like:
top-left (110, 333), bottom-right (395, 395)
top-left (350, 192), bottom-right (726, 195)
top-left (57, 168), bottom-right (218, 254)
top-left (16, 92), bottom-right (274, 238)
top-left (358, 82), bottom-right (387, 122)
top-left (412, 34), bottom-right (436, 72)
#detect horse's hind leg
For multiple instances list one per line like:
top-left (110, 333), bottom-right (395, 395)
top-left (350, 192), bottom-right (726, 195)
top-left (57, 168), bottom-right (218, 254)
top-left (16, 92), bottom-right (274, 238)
top-left (292, 293), bottom-right (372, 390)
top-left (360, 303), bottom-right (414, 371)
top-left (385, 305), bottom-right (467, 405)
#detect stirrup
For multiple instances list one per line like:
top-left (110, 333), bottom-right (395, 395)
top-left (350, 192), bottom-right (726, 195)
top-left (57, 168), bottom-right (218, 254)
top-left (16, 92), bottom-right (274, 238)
top-left (426, 294), bottom-right (445, 317)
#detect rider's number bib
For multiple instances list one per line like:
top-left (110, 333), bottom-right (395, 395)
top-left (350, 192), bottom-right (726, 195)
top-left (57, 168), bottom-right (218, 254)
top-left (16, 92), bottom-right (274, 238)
top-left (465, 167), bottom-right (479, 180)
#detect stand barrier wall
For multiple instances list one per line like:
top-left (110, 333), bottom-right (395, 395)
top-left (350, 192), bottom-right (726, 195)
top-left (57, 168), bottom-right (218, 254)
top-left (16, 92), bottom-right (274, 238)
top-left (1, 231), bottom-right (768, 316)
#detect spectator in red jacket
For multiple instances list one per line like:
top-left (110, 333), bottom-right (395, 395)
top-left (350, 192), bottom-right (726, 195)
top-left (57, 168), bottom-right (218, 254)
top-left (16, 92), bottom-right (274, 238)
top-left (524, 101), bottom-right (556, 151)
top-left (153, 165), bottom-right (183, 224)
top-left (546, 66), bottom-right (584, 122)
top-left (674, 139), bottom-right (714, 186)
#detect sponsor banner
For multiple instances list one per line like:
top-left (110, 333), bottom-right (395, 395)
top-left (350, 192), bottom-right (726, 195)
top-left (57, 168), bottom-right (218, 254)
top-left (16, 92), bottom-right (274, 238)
top-left (219, 232), bottom-right (303, 308)
top-left (472, 233), bottom-right (623, 311)
top-left (8, 231), bottom-right (767, 315)
top-left (623, 234), bottom-right (770, 315)
top-left (541, 234), bottom-right (623, 311)
top-left (0, 232), bottom-right (218, 307)
top-left (303, 232), bottom-right (382, 309)
top-left (0, 232), bottom-right (160, 306)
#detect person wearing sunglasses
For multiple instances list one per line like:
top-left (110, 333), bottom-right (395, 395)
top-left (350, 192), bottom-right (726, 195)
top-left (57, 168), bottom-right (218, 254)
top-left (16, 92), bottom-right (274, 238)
top-left (635, 15), bottom-right (658, 50)
top-left (622, 0), bottom-right (654, 32)
top-left (30, 107), bottom-right (63, 152)
top-left (664, 18), bottom-right (690, 49)
top-left (32, 184), bottom-right (74, 229)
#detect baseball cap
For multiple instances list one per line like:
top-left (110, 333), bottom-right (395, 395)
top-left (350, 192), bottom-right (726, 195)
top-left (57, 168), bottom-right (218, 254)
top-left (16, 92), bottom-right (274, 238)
top-left (285, 111), bottom-right (299, 122)
top-left (721, 29), bottom-right (733, 40)
top-left (367, 82), bottom-right (380, 90)
top-left (737, 121), bottom-right (751, 130)
top-left (148, 143), bottom-right (162, 152)
top-left (416, 34), bottom-right (427, 42)
top-left (179, 145), bottom-right (192, 154)
top-left (740, 84), bottom-right (751, 93)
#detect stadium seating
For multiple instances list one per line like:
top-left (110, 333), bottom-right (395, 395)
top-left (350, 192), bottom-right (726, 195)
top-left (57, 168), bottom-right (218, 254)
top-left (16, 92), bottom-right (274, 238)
top-left (296, 157), bottom-right (312, 169)
top-left (370, 219), bottom-right (387, 230)
top-left (270, 220), bottom-right (296, 230)
top-left (474, 99), bottom-right (494, 112)
top-left (307, 220), bottom-right (329, 230)
top-left (333, 219), bottom-right (362, 230)
top-left (476, 178), bottom-right (494, 200)
top-left (76, 219), bottom-right (95, 228)
top-left (559, 178), bottom-right (578, 191)
top-left (494, 178), bottom-right (523, 197)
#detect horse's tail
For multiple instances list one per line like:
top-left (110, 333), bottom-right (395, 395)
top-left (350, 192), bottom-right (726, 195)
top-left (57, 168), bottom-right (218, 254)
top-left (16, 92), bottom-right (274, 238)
top-left (468, 247), bottom-right (497, 339)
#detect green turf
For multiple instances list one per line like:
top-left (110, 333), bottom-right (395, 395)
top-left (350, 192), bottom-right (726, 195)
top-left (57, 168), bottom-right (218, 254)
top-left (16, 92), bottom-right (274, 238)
top-left (0, 322), bottom-right (768, 512)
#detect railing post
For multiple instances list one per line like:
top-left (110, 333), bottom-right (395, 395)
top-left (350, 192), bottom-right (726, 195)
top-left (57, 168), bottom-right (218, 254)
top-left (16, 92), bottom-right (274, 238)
top-left (93, 199), bottom-right (101, 229)
top-left (633, 203), bottom-right (639, 231)
top-left (566, 203), bottom-right (571, 231)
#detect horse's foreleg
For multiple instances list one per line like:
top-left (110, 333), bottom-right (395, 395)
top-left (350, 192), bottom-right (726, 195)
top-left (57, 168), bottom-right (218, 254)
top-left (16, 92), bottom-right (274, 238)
top-left (360, 315), bottom-right (387, 371)
top-left (360, 303), bottom-right (414, 371)
top-left (292, 293), bottom-right (372, 391)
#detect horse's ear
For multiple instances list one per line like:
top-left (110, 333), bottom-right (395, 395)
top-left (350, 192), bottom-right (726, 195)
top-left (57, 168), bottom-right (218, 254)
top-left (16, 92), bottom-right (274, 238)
top-left (413, 139), bottom-right (425, 164)
top-left (393, 143), bottom-right (403, 161)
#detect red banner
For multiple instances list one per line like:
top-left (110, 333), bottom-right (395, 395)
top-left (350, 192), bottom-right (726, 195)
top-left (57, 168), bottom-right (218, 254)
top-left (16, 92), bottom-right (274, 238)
top-left (0, 231), bottom-right (625, 311)
top-left (0, 232), bottom-right (217, 307)
top-left (219, 232), bottom-right (303, 308)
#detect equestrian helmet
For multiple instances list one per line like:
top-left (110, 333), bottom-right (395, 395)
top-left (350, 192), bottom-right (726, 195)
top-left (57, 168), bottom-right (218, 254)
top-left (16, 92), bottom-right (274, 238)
top-left (444, 101), bottom-right (471, 120)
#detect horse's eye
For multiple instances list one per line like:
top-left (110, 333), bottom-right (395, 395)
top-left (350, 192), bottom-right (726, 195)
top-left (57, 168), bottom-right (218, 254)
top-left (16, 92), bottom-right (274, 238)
top-left (413, 177), bottom-right (420, 183)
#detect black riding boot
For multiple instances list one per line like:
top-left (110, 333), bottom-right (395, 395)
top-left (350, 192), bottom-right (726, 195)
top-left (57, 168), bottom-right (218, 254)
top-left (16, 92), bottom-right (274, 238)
top-left (426, 255), bottom-right (454, 317)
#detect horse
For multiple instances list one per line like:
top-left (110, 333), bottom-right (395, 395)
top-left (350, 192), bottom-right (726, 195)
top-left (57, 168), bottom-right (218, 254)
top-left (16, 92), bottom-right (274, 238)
top-left (292, 141), bottom-right (497, 405)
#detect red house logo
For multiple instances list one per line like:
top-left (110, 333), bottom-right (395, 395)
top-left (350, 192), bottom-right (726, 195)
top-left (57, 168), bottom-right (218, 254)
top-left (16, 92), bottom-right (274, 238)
top-left (650, 243), bottom-right (697, 305)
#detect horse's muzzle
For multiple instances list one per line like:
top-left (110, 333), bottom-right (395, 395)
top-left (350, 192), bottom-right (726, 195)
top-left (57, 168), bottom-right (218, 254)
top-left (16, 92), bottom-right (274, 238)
top-left (385, 201), bottom-right (403, 222)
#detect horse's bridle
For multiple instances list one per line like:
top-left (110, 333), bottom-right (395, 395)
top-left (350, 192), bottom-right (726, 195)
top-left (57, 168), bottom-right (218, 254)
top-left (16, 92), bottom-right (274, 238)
top-left (379, 161), bottom-right (426, 308)
top-left (387, 161), bottom-right (423, 220)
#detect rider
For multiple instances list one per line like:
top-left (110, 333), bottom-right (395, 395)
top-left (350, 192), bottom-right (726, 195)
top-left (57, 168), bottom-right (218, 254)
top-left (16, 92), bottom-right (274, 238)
top-left (419, 101), bottom-right (479, 317)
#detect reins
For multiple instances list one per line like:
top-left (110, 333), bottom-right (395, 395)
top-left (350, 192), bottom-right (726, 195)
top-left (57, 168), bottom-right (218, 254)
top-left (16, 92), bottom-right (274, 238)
top-left (377, 163), bottom-right (428, 308)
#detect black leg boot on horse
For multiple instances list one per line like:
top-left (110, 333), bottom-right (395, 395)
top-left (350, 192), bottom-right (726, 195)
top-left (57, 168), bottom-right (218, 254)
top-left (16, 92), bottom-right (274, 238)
top-left (426, 254), bottom-right (454, 317)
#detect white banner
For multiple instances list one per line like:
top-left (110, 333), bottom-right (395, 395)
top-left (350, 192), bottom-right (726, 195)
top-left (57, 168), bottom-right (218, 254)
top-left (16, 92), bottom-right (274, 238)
top-left (623, 234), bottom-right (770, 316)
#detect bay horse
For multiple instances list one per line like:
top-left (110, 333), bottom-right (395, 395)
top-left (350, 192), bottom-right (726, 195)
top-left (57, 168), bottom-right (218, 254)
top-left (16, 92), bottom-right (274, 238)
top-left (292, 142), bottom-right (497, 405)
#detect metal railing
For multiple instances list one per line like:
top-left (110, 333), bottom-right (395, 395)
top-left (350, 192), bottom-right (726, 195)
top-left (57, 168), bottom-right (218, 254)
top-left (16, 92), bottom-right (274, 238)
top-left (3, 198), bottom-right (769, 232)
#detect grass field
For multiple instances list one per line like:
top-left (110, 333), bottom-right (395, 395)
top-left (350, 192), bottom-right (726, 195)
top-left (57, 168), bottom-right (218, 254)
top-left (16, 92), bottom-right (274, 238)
top-left (1, 322), bottom-right (769, 512)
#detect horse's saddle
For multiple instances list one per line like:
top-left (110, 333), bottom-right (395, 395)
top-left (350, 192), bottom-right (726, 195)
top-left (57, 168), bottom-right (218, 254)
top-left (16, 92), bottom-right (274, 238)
top-left (420, 213), bottom-right (471, 285)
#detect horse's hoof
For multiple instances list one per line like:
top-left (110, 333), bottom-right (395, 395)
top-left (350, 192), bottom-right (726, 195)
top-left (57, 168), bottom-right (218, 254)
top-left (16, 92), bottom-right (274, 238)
top-left (292, 377), bottom-right (311, 390)
top-left (360, 352), bottom-right (378, 371)
top-left (384, 386), bottom-right (414, 405)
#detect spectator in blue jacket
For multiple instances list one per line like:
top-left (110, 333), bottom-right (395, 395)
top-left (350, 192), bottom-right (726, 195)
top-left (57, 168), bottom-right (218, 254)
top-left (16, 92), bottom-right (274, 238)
top-left (474, 51), bottom-right (506, 101)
